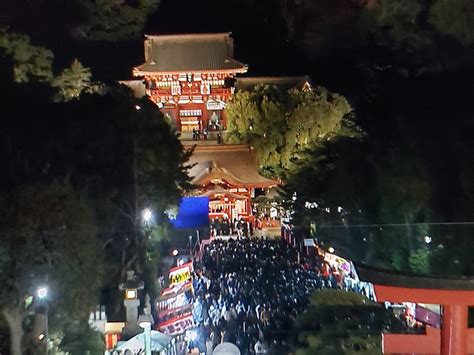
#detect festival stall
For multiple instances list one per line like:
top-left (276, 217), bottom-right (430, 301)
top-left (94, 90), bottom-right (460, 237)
top-left (156, 261), bottom-right (196, 337)
top-left (319, 248), bottom-right (377, 301)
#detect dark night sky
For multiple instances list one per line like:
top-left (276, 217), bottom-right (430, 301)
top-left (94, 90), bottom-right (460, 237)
top-left (145, 0), bottom-right (300, 76)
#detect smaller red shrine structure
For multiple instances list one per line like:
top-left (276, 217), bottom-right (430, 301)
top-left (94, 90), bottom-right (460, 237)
top-left (184, 144), bottom-right (277, 224)
top-left (133, 33), bottom-right (248, 134)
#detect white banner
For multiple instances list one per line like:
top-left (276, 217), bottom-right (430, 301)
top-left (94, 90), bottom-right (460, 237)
top-left (206, 100), bottom-right (225, 110)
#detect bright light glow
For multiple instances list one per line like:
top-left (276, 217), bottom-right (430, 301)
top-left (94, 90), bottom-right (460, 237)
top-left (125, 289), bottom-right (137, 300)
top-left (38, 333), bottom-right (45, 341)
top-left (172, 249), bottom-right (179, 256)
top-left (142, 208), bottom-right (152, 223)
top-left (328, 247), bottom-right (335, 253)
top-left (36, 286), bottom-right (48, 299)
top-left (135, 105), bottom-right (141, 111)
top-left (424, 235), bottom-right (432, 244)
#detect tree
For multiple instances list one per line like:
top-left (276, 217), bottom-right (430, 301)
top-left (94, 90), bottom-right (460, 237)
top-left (0, 29), bottom-right (53, 83)
top-left (59, 322), bottom-right (104, 355)
top-left (51, 59), bottom-right (93, 102)
top-left (281, 136), bottom-right (376, 262)
top-left (294, 289), bottom-right (389, 355)
top-left (69, 0), bottom-right (160, 42)
top-left (225, 85), bottom-right (361, 179)
top-left (0, 0), bottom-right (159, 43)
top-left (429, 0), bottom-right (474, 46)
top-left (283, 89), bottom-right (361, 170)
top-left (0, 29), bottom-right (95, 102)
top-left (39, 88), bottom-right (193, 318)
top-left (0, 182), bottom-right (103, 355)
top-left (0, 74), bottom-right (192, 322)
top-left (280, 0), bottom-right (370, 60)
top-left (374, 149), bottom-right (432, 272)
top-left (371, 0), bottom-right (433, 50)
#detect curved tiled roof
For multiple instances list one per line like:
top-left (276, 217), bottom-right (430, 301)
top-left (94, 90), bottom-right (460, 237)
top-left (134, 33), bottom-right (248, 75)
top-left (186, 144), bottom-right (277, 188)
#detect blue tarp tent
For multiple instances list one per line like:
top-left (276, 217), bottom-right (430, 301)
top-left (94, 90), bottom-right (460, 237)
top-left (169, 197), bottom-right (209, 229)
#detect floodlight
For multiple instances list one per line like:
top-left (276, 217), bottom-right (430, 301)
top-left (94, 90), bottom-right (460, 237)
top-left (36, 286), bottom-right (48, 299)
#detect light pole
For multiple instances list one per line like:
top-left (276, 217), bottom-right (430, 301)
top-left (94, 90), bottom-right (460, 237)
top-left (36, 286), bottom-right (48, 355)
top-left (138, 314), bottom-right (153, 355)
top-left (188, 235), bottom-right (193, 255)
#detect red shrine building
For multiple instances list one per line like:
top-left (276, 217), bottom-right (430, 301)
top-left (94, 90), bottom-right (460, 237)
top-left (130, 33), bottom-right (312, 224)
top-left (133, 33), bottom-right (248, 135)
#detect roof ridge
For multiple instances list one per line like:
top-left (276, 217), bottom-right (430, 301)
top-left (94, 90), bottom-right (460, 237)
top-left (145, 32), bottom-right (232, 41)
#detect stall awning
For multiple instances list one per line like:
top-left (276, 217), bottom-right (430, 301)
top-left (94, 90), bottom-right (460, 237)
top-left (116, 330), bottom-right (171, 352)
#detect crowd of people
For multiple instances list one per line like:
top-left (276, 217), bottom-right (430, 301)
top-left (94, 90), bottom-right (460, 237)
top-left (188, 237), bottom-right (346, 355)
top-left (191, 121), bottom-right (224, 143)
top-left (209, 218), bottom-right (253, 238)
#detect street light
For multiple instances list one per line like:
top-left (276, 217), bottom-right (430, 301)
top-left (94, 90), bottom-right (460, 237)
top-left (36, 286), bottom-right (49, 355)
top-left (142, 208), bottom-right (153, 223)
top-left (172, 249), bottom-right (179, 257)
top-left (328, 247), bottom-right (335, 254)
top-left (36, 286), bottom-right (48, 299)
top-left (138, 314), bottom-right (153, 355)
top-left (424, 235), bottom-right (432, 244)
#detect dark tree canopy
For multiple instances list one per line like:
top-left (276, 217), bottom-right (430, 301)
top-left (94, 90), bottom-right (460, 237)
top-left (294, 289), bottom-right (389, 355)
top-left (0, 182), bottom-right (103, 355)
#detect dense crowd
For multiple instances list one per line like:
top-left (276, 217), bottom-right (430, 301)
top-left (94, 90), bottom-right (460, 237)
top-left (188, 237), bottom-right (343, 355)
top-left (209, 218), bottom-right (253, 238)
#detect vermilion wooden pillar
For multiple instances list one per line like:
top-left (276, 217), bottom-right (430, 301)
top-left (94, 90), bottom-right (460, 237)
top-left (441, 305), bottom-right (468, 355)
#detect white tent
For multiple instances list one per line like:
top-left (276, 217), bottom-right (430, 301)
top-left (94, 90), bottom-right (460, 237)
top-left (212, 342), bottom-right (240, 355)
top-left (116, 330), bottom-right (171, 353)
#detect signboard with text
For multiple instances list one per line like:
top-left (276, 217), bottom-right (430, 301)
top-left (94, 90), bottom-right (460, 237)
top-left (324, 252), bottom-right (351, 273)
top-left (206, 100), bottom-right (225, 110)
top-left (158, 313), bottom-right (194, 336)
top-left (168, 262), bottom-right (193, 286)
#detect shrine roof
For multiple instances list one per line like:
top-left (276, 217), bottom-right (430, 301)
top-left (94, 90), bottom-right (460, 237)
top-left (134, 33), bottom-right (248, 75)
top-left (235, 76), bottom-right (313, 92)
top-left (184, 144), bottom-right (277, 188)
top-left (356, 264), bottom-right (474, 290)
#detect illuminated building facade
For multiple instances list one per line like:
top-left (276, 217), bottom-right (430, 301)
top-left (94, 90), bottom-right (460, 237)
top-left (130, 33), bottom-right (313, 225)
top-left (133, 33), bottom-right (248, 135)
